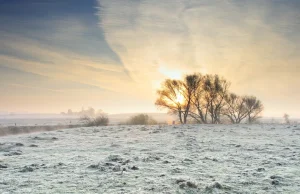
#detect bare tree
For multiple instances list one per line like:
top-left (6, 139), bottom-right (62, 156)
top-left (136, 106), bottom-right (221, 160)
top-left (155, 75), bottom-right (202, 124)
top-left (202, 75), bottom-right (230, 124)
top-left (185, 74), bottom-right (230, 124)
top-left (223, 93), bottom-right (248, 123)
top-left (244, 96), bottom-right (264, 123)
top-left (186, 74), bottom-right (207, 123)
top-left (155, 79), bottom-right (186, 124)
top-left (283, 113), bottom-right (290, 124)
top-left (181, 74), bottom-right (203, 124)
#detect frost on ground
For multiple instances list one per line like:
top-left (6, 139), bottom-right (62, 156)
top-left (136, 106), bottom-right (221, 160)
top-left (0, 124), bottom-right (300, 193)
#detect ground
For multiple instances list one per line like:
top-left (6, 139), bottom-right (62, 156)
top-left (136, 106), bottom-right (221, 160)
top-left (0, 124), bottom-right (300, 193)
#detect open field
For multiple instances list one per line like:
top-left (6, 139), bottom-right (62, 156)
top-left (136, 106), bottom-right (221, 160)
top-left (0, 113), bottom-right (176, 127)
top-left (1, 124), bottom-right (300, 193)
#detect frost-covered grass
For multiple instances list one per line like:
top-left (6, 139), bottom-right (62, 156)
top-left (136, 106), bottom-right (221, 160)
top-left (0, 124), bottom-right (300, 193)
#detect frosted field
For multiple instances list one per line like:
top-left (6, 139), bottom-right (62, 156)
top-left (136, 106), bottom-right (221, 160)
top-left (0, 124), bottom-right (300, 193)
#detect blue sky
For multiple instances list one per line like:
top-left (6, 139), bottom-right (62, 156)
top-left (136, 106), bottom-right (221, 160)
top-left (0, 0), bottom-right (118, 60)
top-left (0, 0), bottom-right (300, 116)
top-left (0, 0), bottom-right (149, 113)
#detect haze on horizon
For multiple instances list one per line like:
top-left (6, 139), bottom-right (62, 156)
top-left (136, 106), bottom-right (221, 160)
top-left (0, 0), bottom-right (299, 117)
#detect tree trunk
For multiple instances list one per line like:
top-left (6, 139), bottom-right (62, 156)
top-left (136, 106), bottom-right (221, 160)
top-left (178, 110), bottom-right (183, 124)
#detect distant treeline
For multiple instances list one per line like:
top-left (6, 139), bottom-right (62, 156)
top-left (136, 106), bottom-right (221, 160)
top-left (60, 107), bottom-right (105, 117)
top-left (156, 73), bottom-right (264, 124)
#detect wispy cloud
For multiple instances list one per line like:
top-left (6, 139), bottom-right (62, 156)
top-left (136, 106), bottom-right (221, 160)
top-left (0, 33), bottom-right (134, 92)
top-left (0, 0), bottom-right (163, 113)
top-left (0, 0), bottom-right (299, 115)
top-left (98, 0), bottom-right (300, 116)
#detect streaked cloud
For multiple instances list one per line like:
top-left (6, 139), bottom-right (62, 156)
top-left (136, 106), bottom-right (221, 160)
top-left (98, 0), bottom-right (300, 116)
top-left (0, 0), bottom-right (151, 113)
top-left (0, 0), bottom-right (299, 116)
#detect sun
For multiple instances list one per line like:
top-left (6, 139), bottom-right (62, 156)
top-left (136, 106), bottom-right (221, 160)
top-left (175, 91), bottom-right (184, 104)
top-left (158, 66), bottom-right (182, 79)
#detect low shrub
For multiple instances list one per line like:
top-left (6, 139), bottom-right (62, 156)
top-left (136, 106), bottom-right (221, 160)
top-left (80, 115), bottom-right (109, 126)
top-left (124, 114), bottom-right (157, 125)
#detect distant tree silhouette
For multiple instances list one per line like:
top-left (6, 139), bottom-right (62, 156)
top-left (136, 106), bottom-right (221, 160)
top-left (61, 107), bottom-right (103, 117)
top-left (188, 74), bottom-right (206, 123)
top-left (155, 79), bottom-right (186, 124)
top-left (223, 93), bottom-right (248, 123)
top-left (283, 113), bottom-right (290, 124)
top-left (181, 74), bottom-right (203, 124)
top-left (155, 75), bottom-right (201, 124)
top-left (67, 109), bottom-right (73, 115)
top-left (188, 74), bottom-right (230, 124)
top-left (203, 75), bottom-right (230, 124)
top-left (244, 96), bottom-right (264, 123)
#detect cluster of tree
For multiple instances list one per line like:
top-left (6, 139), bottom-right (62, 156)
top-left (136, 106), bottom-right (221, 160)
top-left (155, 73), bottom-right (264, 124)
top-left (122, 114), bottom-right (158, 125)
top-left (61, 107), bottom-right (104, 117)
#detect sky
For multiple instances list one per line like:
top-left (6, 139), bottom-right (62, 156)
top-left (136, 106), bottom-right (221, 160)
top-left (0, 0), bottom-right (299, 117)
